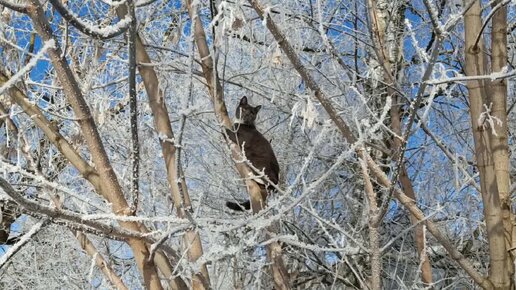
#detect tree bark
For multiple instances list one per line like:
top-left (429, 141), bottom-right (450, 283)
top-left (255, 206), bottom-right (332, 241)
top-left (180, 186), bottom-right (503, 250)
top-left (489, 0), bottom-right (514, 284)
top-left (359, 153), bottom-right (381, 289)
top-left (463, 0), bottom-right (509, 288)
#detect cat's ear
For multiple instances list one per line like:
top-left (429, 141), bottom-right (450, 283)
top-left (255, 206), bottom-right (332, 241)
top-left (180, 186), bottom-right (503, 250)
top-left (254, 105), bottom-right (262, 113)
top-left (240, 96), bottom-right (248, 105)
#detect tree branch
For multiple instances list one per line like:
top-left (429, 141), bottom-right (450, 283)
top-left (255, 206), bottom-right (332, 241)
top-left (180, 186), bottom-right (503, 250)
top-left (0, 219), bottom-right (48, 270)
top-left (48, 0), bottom-right (131, 40)
top-left (127, 0), bottom-right (140, 212)
top-left (0, 0), bottom-right (28, 13)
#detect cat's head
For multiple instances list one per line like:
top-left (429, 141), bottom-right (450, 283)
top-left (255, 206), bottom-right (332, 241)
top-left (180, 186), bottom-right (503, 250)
top-left (235, 96), bottom-right (261, 125)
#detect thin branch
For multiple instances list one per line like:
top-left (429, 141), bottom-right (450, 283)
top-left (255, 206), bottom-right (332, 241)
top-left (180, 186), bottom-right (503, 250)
top-left (426, 68), bottom-right (516, 85)
top-left (52, 196), bottom-right (129, 290)
top-left (0, 178), bottom-right (149, 241)
top-left (127, 0), bottom-right (139, 212)
top-left (472, 0), bottom-right (511, 49)
top-left (248, 0), bottom-right (356, 144)
top-left (422, 0), bottom-right (445, 36)
top-left (0, 183), bottom-right (184, 276)
top-left (0, 39), bottom-right (55, 96)
top-left (377, 37), bottom-right (443, 224)
top-left (0, 219), bottom-right (48, 270)
top-left (76, 232), bottom-right (130, 290)
top-left (0, 0), bottom-right (28, 13)
top-left (48, 0), bottom-right (132, 40)
top-left (116, 3), bottom-right (208, 288)
top-left (364, 154), bottom-right (493, 289)
top-left (359, 154), bottom-right (381, 289)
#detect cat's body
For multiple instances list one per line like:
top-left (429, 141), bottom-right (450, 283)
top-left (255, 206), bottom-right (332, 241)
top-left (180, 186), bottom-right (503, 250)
top-left (225, 97), bottom-right (279, 211)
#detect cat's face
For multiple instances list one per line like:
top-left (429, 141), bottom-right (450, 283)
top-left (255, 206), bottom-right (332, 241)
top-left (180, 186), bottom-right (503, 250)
top-left (235, 96), bottom-right (261, 125)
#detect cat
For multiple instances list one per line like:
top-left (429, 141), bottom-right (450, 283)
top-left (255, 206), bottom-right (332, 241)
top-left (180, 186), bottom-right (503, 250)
top-left (225, 96), bottom-right (279, 211)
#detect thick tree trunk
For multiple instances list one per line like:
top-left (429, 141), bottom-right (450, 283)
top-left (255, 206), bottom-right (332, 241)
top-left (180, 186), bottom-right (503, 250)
top-left (489, 1), bottom-right (514, 284)
top-left (463, 1), bottom-right (509, 288)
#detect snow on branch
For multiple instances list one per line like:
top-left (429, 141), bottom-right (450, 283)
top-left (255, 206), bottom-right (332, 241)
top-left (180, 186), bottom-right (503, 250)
top-left (98, 0), bottom-right (127, 7)
top-left (478, 103), bottom-right (503, 136)
top-left (0, 0), bottom-right (28, 13)
top-left (49, 0), bottom-right (132, 40)
top-left (0, 39), bottom-right (55, 96)
top-left (0, 219), bottom-right (48, 270)
top-left (0, 32), bottom-right (47, 59)
top-left (0, 177), bottom-right (150, 241)
top-left (1, 162), bottom-right (107, 212)
top-left (0, 176), bottom-right (185, 268)
top-left (426, 66), bottom-right (514, 85)
top-left (422, 0), bottom-right (445, 36)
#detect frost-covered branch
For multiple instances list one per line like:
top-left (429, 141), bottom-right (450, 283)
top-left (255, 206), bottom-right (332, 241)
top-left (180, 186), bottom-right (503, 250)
top-left (127, 0), bottom-right (139, 211)
top-left (426, 67), bottom-right (515, 85)
top-left (0, 70), bottom-right (104, 195)
top-left (0, 195), bottom-right (186, 285)
top-left (422, 0), bottom-right (445, 36)
top-left (48, 0), bottom-right (131, 40)
top-left (379, 37), bottom-right (442, 223)
top-left (419, 122), bottom-right (481, 193)
top-left (248, 0), bottom-right (356, 144)
top-left (365, 154), bottom-right (493, 289)
top-left (27, 2), bottom-right (164, 287)
top-left (0, 177), bottom-right (182, 265)
top-left (116, 3), bottom-right (210, 288)
top-left (0, 219), bottom-right (48, 270)
top-left (0, 39), bottom-right (55, 96)
top-left (76, 232), bottom-right (129, 290)
top-left (248, 0), bottom-right (490, 286)
top-left (0, 178), bottom-right (149, 240)
top-left (0, 0), bottom-right (28, 13)
top-left (359, 155), bottom-right (380, 289)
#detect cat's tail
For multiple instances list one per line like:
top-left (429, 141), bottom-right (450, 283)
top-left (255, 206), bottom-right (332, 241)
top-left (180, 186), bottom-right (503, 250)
top-left (226, 200), bottom-right (251, 211)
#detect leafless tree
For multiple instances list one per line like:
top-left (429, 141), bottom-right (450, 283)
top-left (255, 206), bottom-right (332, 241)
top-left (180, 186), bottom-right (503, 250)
top-left (0, 0), bottom-right (514, 289)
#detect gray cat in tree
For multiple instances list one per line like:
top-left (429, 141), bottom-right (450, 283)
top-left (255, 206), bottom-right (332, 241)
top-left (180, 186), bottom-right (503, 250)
top-left (225, 96), bottom-right (279, 211)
